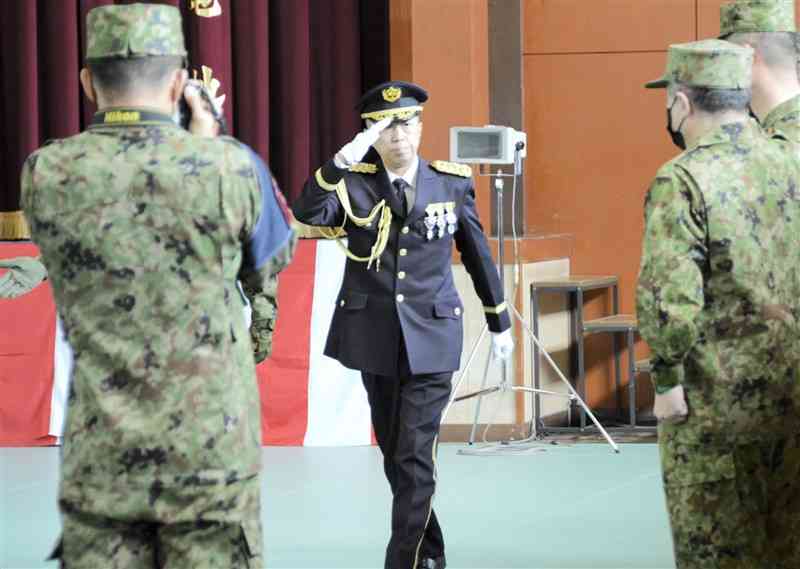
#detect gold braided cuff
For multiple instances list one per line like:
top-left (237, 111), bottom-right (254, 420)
top-left (483, 302), bottom-right (508, 315)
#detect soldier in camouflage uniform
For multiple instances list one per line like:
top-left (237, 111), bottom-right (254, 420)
top-left (639, 40), bottom-right (800, 568)
top-left (21, 4), bottom-right (296, 567)
top-left (720, 0), bottom-right (800, 141)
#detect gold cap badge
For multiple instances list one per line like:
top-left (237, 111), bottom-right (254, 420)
top-left (190, 0), bottom-right (222, 18)
top-left (382, 86), bottom-right (402, 103)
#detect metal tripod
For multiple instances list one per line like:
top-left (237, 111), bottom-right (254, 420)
top-left (440, 151), bottom-right (620, 453)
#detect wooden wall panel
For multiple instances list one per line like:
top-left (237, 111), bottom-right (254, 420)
top-left (524, 52), bottom-right (675, 288)
top-left (392, 0), bottom-right (492, 221)
top-left (523, 51), bottom-right (678, 405)
top-left (389, 0), bottom-right (414, 84)
top-left (698, 0), bottom-right (729, 38)
top-left (524, 0), bottom-right (695, 54)
top-left (516, 0), bottom-right (800, 410)
top-left (411, 0), bottom-right (489, 164)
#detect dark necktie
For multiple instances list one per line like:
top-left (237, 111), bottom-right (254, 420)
top-left (392, 178), bottom-right (408, 216)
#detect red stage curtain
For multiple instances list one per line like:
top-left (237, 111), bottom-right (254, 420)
top-left (0, 0), bottom-right (389, 212)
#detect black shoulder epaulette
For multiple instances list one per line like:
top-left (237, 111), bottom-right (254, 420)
top-left (430, 160), bottom-right (472, 178)
top-left (349, 163), bottom-right (378, 174)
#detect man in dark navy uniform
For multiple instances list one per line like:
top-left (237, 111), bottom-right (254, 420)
top-left (292, 81), bottom-right (513, 569)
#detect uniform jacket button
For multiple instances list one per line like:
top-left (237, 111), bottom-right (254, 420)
top-left (454, 307), bottom-right (461, 316)
top-left (398, 271), bottom-right (406, 279)
top-left (396, 294), bottom-right (405, 303)
top-left (399, 248), bottom-right (408, 256)
top-left (340, 299), bottom-right (345, 307)
top-left (401, 226), bottom-right (410, 234)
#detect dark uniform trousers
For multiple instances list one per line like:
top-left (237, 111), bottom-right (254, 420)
top-left (362, 336), bottom-right (451, 569)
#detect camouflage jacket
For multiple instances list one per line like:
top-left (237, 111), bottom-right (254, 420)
top-left (762, 93), bottom-right (800, 143)
top-left (636, 120), bottom-right (800, 445)
top-left (21, 108), bottom-right (295, 521)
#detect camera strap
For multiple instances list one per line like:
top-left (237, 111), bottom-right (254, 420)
top-left (89, 108), bottom-right (175, 129)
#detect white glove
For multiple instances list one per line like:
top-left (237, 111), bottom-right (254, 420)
top-left (334, 117), bottom-right (392, 168)
top-left (491, 329), bottom-right (514, 360)
top-left (654, 385), bottom-right (688, 424)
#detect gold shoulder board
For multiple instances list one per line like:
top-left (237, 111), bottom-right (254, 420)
top-left (349, 163), bottom-right (378, 174)
top-left (430, 160), bottom-right (472, 178)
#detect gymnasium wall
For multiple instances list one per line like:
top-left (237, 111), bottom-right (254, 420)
top-left (387, 0), bottom-right (798, 421)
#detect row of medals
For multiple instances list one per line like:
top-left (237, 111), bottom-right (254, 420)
top-left (424, 209), bottom-right (458, 240)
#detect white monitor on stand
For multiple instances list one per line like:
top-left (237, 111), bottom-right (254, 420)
top-left (449, 125), bottom-right (526, 165)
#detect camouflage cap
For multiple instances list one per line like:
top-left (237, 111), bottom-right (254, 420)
top-left (645, 39), bottom-right (753, 89)
top-left (720, 0), bottom-right (796, 37)
top-left (86, 3), bottom-right (187, 61)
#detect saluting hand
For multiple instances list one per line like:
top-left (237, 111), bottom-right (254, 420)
top-left (335, 117), bottom-right (392, 168)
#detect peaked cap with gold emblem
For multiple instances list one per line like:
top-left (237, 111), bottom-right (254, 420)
top-left (357, 81), bottom-right (429, 122)
top-left (86, 3), bottom-right (187, 62)
top-left (720, 0), bottom-right (796, 37)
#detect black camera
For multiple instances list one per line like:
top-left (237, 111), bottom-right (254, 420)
top-left (177, 80), bottom-right (228, 134)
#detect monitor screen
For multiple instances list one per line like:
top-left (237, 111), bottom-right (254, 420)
top-left (457, 131), bottom-right (501, 159)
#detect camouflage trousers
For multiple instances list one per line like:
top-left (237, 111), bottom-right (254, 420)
top-left (660, 433), bottom-right (800, 569)
top-left (49, 484), bottom-right (263, 568)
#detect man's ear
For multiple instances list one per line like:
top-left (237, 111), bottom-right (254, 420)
top-left (675, 90), bottom-right (692, 117)
top-left (745, 45), bottom-right (764, 69)
top-left (168, 68), bottom-right (189, 106)
top-left (79, 68), bottom-right (96, 104)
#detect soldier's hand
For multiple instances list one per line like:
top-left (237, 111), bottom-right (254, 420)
top-left (654, 385), bottom-right (689, 424)
top-left (0, 257), bottom-right (47, 299)
top-left (335, 117), bottom-right (392, 168)
top-left (185, 81), bottom-right (220, 138)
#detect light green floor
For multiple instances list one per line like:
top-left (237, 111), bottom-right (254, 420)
top-left (0, 444), bottom-right (675, 569)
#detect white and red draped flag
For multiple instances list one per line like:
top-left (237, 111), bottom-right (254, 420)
top-left (0, 240), bottom-right (372, 447)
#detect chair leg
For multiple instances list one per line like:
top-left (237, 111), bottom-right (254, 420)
top-left (627, 329), bottom-right (636, 427)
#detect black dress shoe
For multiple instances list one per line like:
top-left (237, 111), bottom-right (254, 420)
top-left (416, 557), bottom-right (445, 569)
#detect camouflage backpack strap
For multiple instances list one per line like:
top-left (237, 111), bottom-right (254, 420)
top-left (430, 160), bottom-right (472, 178)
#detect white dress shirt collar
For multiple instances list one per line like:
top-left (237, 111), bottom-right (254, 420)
top-left (385, 156), bottom-right (419, 189)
